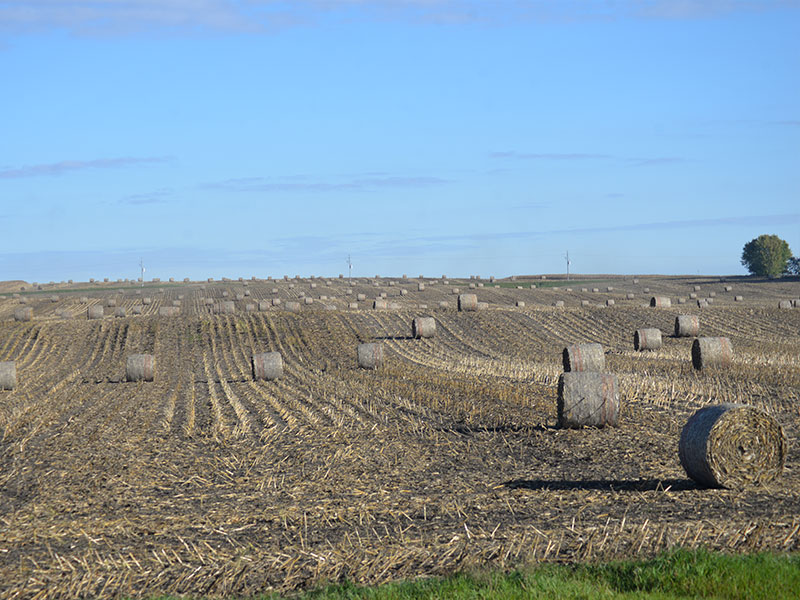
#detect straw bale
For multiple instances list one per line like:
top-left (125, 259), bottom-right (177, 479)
top-left (357, 343), bottom-right (383, 369)
top-left (252, 352), bottom-right (283, 380)
top-left (679, 403), bottom-right (786, 488)
top-left (458, 293), bottom-right (478, 311)
top-left (557, 372), bottom-right (619, 428)
top-left (675, 315), bottom-right (700, 337)
top-left (563, 343), bottom-right (605, 372)
top-left (412, 317), bottom-right (436, 339)
top-left (14, 307), bottom-right (33, 322)
top-left (634, 328), bottom-right (662, 351)
top-left (0, 361), bottom-right (16, 390)
top-left (692, 337), bottom-right (732, 370)
top-left (126, 354), bottom-right (154, 382)
top-left (650, 296), bottom-right (671, 307)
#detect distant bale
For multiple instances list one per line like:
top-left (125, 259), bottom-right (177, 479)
top-left (357, 343), bottom-right (384, 369)
top-left (114, 307), bottom-right (127, 318)
top-left (634, 328), bottom-right (662, 351)
top-left (457, 293), bottom-right (478, 312)
top-left (557, 372), bottom-right (620, 428)
top-left (650, 296), bottom-right (671, 307)
top-left (675, 315), bottom-right (700, 337)
top-left (778, 300), bottom-right (793, 309)
top-left (158, 306), bottom-right (180, 317)
top-left (126, 354), bottom-right (154, 382)
top-left (285, 301), bottom-right (301, 313)
top-left (692, 337), bottom-right (732, 370)
top-left (563, 343), bottom-right (605, 372)
top-left (0, 361), bottom-right (17, 390)
top-left (87, 305), bottom-right (103, 320)
top-left (14, 307), bottom-right (33, 322)
top-left (679, 403), bottom-right (786, 489)
top-left (252, 352), bottom-right (283, 380)
top-left (412, 317), bottom-right (436, 339)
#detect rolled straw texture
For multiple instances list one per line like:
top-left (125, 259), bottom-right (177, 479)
top-left (634, 328), bottom-right (662, 351)
top-left (562, 343), bottom-right (605, 372)
top-left (674, 315), bottom-right (700, 337)
top-left (126, 354), bottom-right (154, 382)
top-left (411, 317), bottom-right (436, 339)
top-left (679, 403), bottom-right (787, 488)
top-left (252, 352), bottom-right (283, 380)
top-left (557, 372), bottom-right (620, 428)
top-left (692, 337), bottom-right (732, 370)
top-left (357, 343), bottom-right (383, 369)
top-left (0, 361), bottom-right (16, 390)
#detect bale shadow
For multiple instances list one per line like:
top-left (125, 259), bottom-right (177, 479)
top-left (504, 478), bottom-right (698, 492)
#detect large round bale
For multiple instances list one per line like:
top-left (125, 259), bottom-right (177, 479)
top-left (634, 328), bottom-right (662, 351)
top-left (284, 301), bottom-right (301, 313)
top-left (0, 361), bottom-right (16, 390)
top-left (412, 317), bottom-right (436, 339)
top-left (679, 403), bottom-right (787, 488)
top-left (557, 372), bottom-right (620, 428)
top-left (692, 337), bottom-right (732, 370)
top-left (126, 354), bottom-right (155, 382)
top-left (357, 343), bottom-right (384, 369)
top-left (562, 343), bottom-right (605, 372)
top-left (158, 306), bottom-right (180, 317)
top-left (87, 305), bottom-right (103, 320)
top-left (14, 307), bottom-right (33, 322)
top-left (458, 293), bottom-right (478, 312)
top-left (674, 314), bottom-right (700, 337)
top-left (220, 301), bottom-right (235, 314)
top-left (252, 352), bottom-right (283, 380)
top-left (650, 296), bottom-right (671, 307)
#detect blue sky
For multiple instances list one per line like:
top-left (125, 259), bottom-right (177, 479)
top-left (1, 0), bottom-right (798, 281)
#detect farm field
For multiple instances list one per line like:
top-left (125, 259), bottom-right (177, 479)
top-left (0, 274), bottom-right (799, 598)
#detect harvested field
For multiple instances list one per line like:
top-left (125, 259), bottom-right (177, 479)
top-left (0, 274), bottom-right (799, 598)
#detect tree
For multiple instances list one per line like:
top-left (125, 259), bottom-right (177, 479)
top-left (741, 234), bottom-right (792, 277)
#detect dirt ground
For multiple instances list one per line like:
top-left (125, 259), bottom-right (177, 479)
top-left (0, 274), bottom-right (798, 598)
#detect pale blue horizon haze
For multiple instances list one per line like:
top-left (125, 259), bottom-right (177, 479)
top-left (1, 0), bottom-right (798, 282)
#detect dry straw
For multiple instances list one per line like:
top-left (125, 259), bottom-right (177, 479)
top-left (692, 337), bottom-right (732, 370)
top-left (126, 354), bottom-right (154, 382)
top-left (634, 328), bottom-right (662, 351)
top-left (252, 352), bottom-right (283, 380)
top-left (0, 361), bottom-right (16, 390)
top-left (411, 317), bottom-right (436, 339)
top-left (679, 403), bottom-right (786, 488)
top-left (674, 315), bottom-right (700, 337)
top-left (562, 343), bottom-right (605, 372)
top-left (357, 343), bottom-right (383, 369)
top-left (557, 372), bottom-right (619, 428)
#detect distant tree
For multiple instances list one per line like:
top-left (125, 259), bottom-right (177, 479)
top-left (786, 256), bottom-right (800, 276)
top-left (741, 234), bottom-right (792, 277)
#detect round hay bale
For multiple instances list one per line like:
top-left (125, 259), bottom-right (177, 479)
top-left (679, 403), bottom-right (787, 488)
top-left (285, 301), bottom-right (301, 313)
top-left (158, 306), bottom-right (180, 317)
top-left (126, 354), bottom-right (154, 382)
top-left (259, 300), bottom-right (271, 311)
top-left (557, 372), bottom-right (620, 428)
top-left (220, 301), bottom-right (235, 314)
top-left (650, 296), bottom-right (671, 307)
top-left (458, 293), bottom-right (478, 312)
top-left (778, 300), bottom-right (793, 309)
top-left (14, 307), bottom-right (33, 322)
top-left (516, 301), bottom-right (525, 308)
top-left (563, 343), bottom-right (605, 372)
top-left (106, 298), bottom-right (117, 307)
top-left (252, 352), bottom-right (283, 380)
top-left (114, 307), bottom-right (126, 318)
top-left (634, 328), bottom-right (662, 351)
top-left (357, 343), bottom-right (383, 369)
top-left (674, 315), bottom-right (700, 337)
top-left (0, 361), bottom-right (17, 390)
top-left (692, 337), bottom-right (732, 370)
top-left (734, 295), bottom-right (743, 302)
top-left (412, 317), bottom-right (436, 339)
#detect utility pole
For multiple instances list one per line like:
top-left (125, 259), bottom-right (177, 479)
top-left (140, 257), bottom-right (145, 287)
top-left (564, 251), bottom-right (571, 281)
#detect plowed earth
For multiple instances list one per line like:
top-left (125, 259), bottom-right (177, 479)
top-left (0, 275), bottom-right (798, 598)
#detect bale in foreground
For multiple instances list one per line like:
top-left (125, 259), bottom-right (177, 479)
top-left (557, 372), bottom-right (619, 428)
top-left (692, 337), bottom-right (732, 370)
top-left (126, 354), bottom-right (154, 382)
top-left (411, 317), bottom-right (436, 339)
top-left (562, 343), bottom-right (605, 372)
top-left (252, 352), bottom-right (283, 380)
top-left (634, 328), bottom-right (662, 351)
top-left (357, 343), bottom-right (383, 369)
top-left (679, 403), bottom-right (787, 488)
top-left (0, 361), bottom-right (16, 390)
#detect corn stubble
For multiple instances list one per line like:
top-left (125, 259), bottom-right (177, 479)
top-left (0, 276), bottom-right (798, 598)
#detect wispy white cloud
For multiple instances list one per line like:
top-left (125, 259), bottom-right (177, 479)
top-left (0, 157), bottom-right (172, 178)
top-left (200, 173), bottom-right (448, 192)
